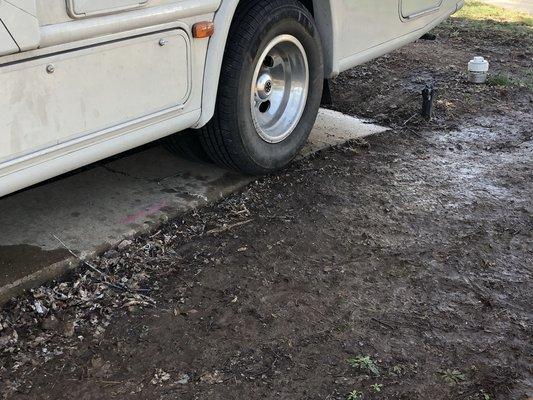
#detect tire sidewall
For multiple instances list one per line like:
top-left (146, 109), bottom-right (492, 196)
top-left (233, 6), bottom-right (324, 172)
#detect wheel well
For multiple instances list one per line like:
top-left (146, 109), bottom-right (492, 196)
top-left (299, 0), bottom-right (315, 15)
top-left (234, 0), bottom-right (314, 16)
top-left (232, 0), bottom-right (333, 76)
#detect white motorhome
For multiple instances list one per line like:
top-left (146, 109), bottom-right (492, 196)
top-left (0, 0), bottom-right (463, 197)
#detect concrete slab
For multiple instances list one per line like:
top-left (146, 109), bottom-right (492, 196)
top-left (0, 109), bottom-right (388, 301)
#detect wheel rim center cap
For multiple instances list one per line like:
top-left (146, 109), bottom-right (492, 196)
top-left (256, 74), bottom-right (274, 100)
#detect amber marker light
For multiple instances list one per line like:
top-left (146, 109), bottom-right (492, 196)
top-left (192, 22), bottom-right (215, 39)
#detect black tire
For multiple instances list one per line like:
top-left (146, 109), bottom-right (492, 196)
top-left (199, 0), bottom-right (324, 174)
top-left (164, 130), bottom-right (211, 163)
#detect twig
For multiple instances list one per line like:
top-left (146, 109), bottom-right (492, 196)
top-left (149, 230), bottom-right (162, 239)
top-left (402, 113), bottom-right (418, 126)
top-left (206, 219), bottom-right (253, 235)
top-left (52, 234), bottom-right (107, 276)
top-left (404, 127), bottom-right (422, 138)
top-left (371, 317), bottom-right (395, 330)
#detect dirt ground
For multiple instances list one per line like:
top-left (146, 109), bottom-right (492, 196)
top-left (1, 7), bottom-right (532, 400)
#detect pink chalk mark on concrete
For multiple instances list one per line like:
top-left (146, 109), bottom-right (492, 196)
top-left (120, 201), bottom-right (167, 225)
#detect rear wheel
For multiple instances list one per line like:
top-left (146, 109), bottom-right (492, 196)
top-left (199, 0), bottom-right (324, 174)
top-left (164, 130), bottom-right (211, 163)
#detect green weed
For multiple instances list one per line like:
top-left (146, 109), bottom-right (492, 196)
top-left (486, 73), bottom-right (533, 90)
top-left (371, 383), bottom-right (383, 393)
top-left (441, 369), bottom-right (466, 386)
top-left (347, 390), bottom-right (363, 400)
top-left (347, 356), bottom-right (380, 376)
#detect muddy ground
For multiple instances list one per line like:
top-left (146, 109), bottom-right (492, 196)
top-left (1, 9), bottom-right (532, 400)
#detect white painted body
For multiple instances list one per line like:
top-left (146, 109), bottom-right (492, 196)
top-left (0, 0), bottom-right (464, 197)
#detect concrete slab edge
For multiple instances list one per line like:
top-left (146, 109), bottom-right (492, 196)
top-left (0, 179), bottom-right (254, 305)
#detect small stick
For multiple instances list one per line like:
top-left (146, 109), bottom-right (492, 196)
top-left (371, 317), bottom-right (395, 330)
top-left (206, 219), bottom-right (253, 235)
top-left (52, 234), bottom-right (107, 276)
top-left (402, 113), bottom-right (418, 126)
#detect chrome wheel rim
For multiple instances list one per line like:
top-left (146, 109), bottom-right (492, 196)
top-left (251, 35), bottom-right (309, 144)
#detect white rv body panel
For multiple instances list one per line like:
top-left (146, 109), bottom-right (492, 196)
top-left (0, 0), bottom-right (463, 197)
top-left (0, 22), bottom-right (18, 54)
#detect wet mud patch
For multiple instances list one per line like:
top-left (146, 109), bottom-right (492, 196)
top-left (1, 112), bottom-right (530, 399)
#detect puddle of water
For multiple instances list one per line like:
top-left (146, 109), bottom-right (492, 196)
top-left (0, 245), bottom-right (71, 287)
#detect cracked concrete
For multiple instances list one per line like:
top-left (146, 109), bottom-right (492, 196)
top-left (0, 109), bottom-right (388, 302)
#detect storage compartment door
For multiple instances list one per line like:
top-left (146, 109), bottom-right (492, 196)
top-left (68, 0), bottom-right (148, 17)
top-left (401, 0), bottom-right (442, 18)
top-left (0, 29), bottom-right (190, 162)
